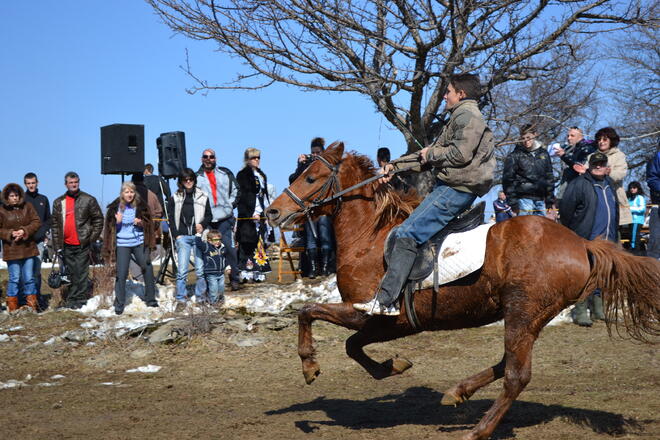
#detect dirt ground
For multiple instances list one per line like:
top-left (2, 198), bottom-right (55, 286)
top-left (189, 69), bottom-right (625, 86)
top-left (0, 292), bottom-right (658, 440)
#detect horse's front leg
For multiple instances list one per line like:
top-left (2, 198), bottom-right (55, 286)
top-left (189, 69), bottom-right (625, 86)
top-left (298, 302), bottom-right (367, 384)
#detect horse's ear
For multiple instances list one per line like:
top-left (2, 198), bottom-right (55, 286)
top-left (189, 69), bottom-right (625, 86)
top-left (324, 141), bottom-right (344, 163)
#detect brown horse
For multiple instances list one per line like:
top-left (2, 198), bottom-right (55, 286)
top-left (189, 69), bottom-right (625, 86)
top-left (266, 142), bottom-right (659, 440)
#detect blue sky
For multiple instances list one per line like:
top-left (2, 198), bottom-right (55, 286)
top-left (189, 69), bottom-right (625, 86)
top-left (1, 1), bottom-right (503, 215)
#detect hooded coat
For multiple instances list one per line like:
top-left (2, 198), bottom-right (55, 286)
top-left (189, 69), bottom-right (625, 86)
top-left (0, 183), bottom-right (40, 261)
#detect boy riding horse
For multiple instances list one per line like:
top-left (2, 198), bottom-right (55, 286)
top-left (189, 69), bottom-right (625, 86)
top-left (354, 73), bottom-right (496, 315)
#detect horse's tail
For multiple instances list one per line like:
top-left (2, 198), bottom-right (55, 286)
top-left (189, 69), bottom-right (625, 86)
top-left (583, 239), bottom-right (660, 343)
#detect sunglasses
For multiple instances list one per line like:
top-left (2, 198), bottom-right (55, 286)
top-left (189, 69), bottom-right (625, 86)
top-left (249, 156), bottom-right (261, 160)
top-left (182, 177), bottom-right (194, 182)
top-left (202, 154), bottom-right (215, 159)
top-left (208, 238), bottom-right (221, 242)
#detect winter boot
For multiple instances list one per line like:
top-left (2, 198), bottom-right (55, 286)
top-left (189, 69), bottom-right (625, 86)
top-left (6, 297), bottom-right (19, 313)
top-left (320, 249), bottom-right (332, 276)
top-left (572, 300), bottom-right (593, 327)
top-left (354, 237), bottom-right (418, 316)
top-left (590, 292), bottom-right (606, 321)
top-left (26, 294), bottom-right (39, 312)
top-left (307, 248), bottom-right (319, 279)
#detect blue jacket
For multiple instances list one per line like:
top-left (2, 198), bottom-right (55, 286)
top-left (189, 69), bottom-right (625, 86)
top-left (195, 236), bottom-right (227, 275)
top-left (646, 151), bottom-right (660, 204)
top-left (493, 198), bottom-right (514, 222)
top-left (629, 194), bottom-right (646, 225)
top-left (559, 172), bottom-right (618, 241)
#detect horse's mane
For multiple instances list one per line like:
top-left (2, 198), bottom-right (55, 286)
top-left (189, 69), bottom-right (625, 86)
top-left (345, 152), bottom-right (420, 232)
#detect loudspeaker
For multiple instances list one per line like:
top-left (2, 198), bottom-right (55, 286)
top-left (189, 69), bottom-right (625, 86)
top-left (157, 131), bottom-right (187, 178)
top-left (100, 124), bottom-right (145, 175)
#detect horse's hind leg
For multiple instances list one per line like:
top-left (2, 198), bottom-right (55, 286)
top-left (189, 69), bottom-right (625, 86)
top-left (441, 356), bottom-right (505, 406)
top-left (298, 302), bottom-right (367, 384)
top-left (345, 324), bottom-right (416, 380)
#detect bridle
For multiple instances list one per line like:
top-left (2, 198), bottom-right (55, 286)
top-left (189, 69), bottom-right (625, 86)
top-left (282, 156), bottom-right (343, 230)
top-left (281, 154), bottom-right (408, 236)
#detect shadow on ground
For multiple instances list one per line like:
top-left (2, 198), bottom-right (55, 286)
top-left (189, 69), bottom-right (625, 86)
top-left (266, 386), bottom-right (646, 439)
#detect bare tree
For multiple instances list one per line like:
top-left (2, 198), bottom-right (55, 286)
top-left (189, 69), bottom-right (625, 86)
top-left (148, 0), bottom-right (651, 157)
top-left (606, 19), bottom-right (660, 180)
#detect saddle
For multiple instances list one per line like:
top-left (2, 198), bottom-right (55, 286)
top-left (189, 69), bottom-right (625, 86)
top-left (384, 201), bottom-right (486, 282)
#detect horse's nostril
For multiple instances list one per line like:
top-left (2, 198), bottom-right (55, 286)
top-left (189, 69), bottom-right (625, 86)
top-left (267, 208), bottom-right (280, 219)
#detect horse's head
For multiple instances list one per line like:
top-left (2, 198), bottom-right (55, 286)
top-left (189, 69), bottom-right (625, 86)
top-left (267, 142), bottom-right (345, 229)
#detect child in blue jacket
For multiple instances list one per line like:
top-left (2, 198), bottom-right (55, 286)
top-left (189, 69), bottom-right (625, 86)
top-left (195, 230), bottom-right (227, 305)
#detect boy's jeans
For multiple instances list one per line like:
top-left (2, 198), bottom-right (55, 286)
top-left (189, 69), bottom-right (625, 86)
top-left (175, 235), bottom-right (206, 302)
top-left (205, 274), bottom-right (225, 304)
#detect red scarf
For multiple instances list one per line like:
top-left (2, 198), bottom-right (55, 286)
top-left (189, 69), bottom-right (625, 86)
top-left (205, 170), bottom-right (218, 206)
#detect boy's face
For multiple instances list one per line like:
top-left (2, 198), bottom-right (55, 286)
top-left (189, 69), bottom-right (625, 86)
top-left (208, 236), bottom-right (222, 247)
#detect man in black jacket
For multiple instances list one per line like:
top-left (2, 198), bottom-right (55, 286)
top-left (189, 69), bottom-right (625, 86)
top-left (554, 126), bottom-right (596, 197)
top-left (22, 172), bottom-right (50, 309)
top-left (559, 152), bottom-right (618, 326)
top-left (502, 124), bottom-right (555, 216)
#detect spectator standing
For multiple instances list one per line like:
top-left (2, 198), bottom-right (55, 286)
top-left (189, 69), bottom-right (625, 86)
top-left (22, 172), bottom-right (51, 309)
top-left (582, 127), bottom-right (633, 227)
top-left (0, 183), bottom-right (41, 312)
top-left (625, 181), bottom-right (646, 254)
top-left (376, 147), bottom-right (391, 168)
top-left (143, 163), bottom-right (171, 215)
top-left (502, 124), bottom-right (555, 216)
top-left (236, 148), bottom-right (272, 283)
top-left (493, 191), bottom-right (515, 222)
top-left (195, 230), bottom-right (227, 305)
top-left (289, 137), bottom-right (334, 278)
top-left (102, 182), bottom-right (159, 315)
top-left (559, 152), bottom-right (618, 326)
top-left (167, 168), bottom-right (212, 311)
top-left (554, 126), bottom-right (596, 197)
top-left (646, 151), bottom-right (660, 259)
top-left (51, 172), bottom-right (103, 309)
top-left (196, 148), bottom-right (241, 290)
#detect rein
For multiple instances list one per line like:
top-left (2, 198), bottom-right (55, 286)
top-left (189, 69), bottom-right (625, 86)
top-left (282, 155), bottom-right (418, 237)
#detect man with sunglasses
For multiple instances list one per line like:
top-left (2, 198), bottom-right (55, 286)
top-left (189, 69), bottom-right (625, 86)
top-left (196, 148), bottom-right (241, 290)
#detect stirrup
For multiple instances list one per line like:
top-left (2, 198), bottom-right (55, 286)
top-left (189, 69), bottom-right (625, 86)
top-left (353, 298), bottom-right (400, 316)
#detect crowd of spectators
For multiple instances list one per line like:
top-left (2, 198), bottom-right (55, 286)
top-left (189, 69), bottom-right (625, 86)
top-left (0, 125), bottom-right (657, 318)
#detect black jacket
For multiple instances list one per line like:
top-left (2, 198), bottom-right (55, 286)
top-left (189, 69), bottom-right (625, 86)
top-left (559, 139), bottom-right (597, 184)
top-left (502, 144), bottom-right (555, 204)
top-left (24, 190), bottom-right (51, 243)
top-left (236, 166), bottom-right (269, 244)
top-left (559, 172), bottom-right (619, 240)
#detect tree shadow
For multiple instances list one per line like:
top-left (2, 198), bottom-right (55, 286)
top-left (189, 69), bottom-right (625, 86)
top-left (265, 387), bottom-right (646, 438)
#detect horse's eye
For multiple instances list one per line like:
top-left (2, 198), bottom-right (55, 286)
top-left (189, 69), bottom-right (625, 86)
top-left (305, 176), bottom-right (316, 184)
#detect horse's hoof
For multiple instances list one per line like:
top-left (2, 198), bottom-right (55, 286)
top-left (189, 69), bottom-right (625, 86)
top-left (391, 357), bottom-right (413, 374)
top-left (302, 363), bottom-right (321, 385)
top-left (440, 390), bottom-right (466, 406)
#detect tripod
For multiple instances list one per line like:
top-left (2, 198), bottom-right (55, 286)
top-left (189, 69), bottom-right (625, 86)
top-left (156, 177), bottom-right (178, 284)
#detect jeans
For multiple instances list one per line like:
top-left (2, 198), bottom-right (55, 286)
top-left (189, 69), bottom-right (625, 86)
top-left (518, 198), bottom-right (546, 216)
top-left (211, 218), bottom-right (239, 283)
top-left (305, 215), bottom-right (333, 250)
top-left (395, 182), bottom-right (476, 245)
top-left (115, 245), bottom-right (157, 312)
top-left (175, 235), bottom-right (206, 302)
top-left (18, 242), bottom-right (44, 306)
top-left (647, 207), bottom-right (660, 259)
top-left (63, 244), bottom-right (91, 307)
top-left (7, 258), bottom-right (35, 297)
top-left (205, 274), bottom-right (225, 304)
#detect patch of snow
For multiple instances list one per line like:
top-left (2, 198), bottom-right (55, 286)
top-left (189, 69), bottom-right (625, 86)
top-left (99, 382), bottom-right (121, 386)
top-left (0, 334), bottom-right (10, 342)
top-left (126, 364), bottom-right (161, 373)
top-left (43, 337), bottom-right (60, 345)
top-left (50, 375), bottom-right (65, 380)
top-left (9, 326), bottom-right (24, 331)
top-left (37, 382), bottom-right (58, 387)
top-left (0, 380), bottom-right (26, 389)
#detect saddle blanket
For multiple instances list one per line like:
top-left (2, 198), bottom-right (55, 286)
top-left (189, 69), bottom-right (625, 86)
top-left (418, 223), bottom-right (494, 290)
